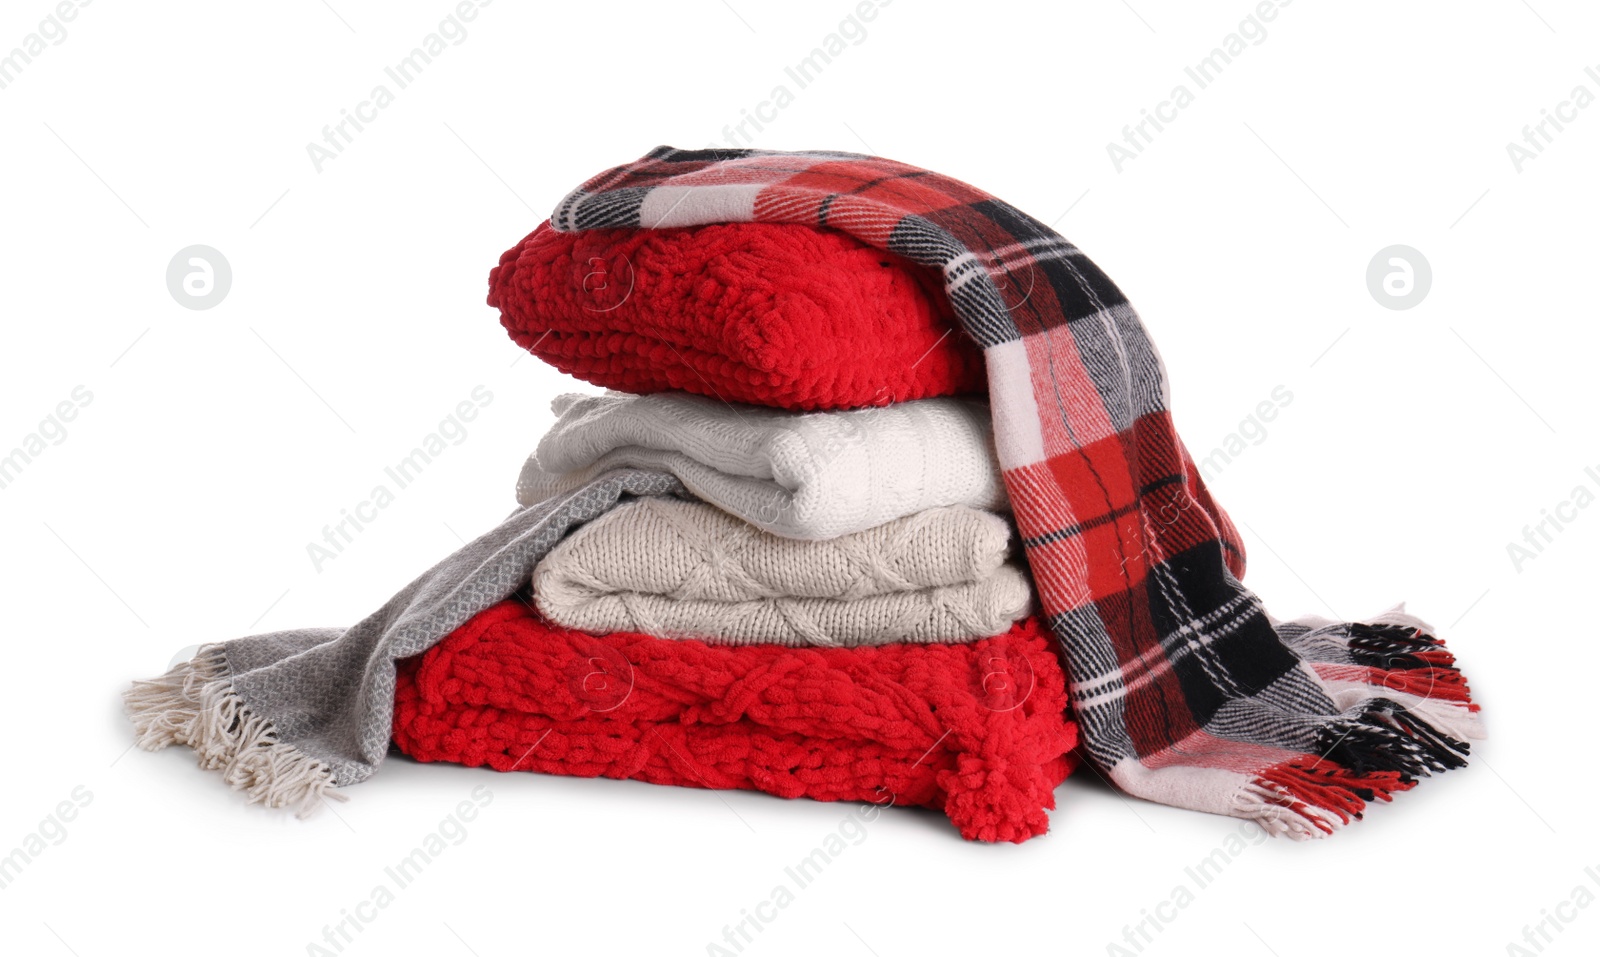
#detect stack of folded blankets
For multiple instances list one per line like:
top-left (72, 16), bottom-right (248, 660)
top-left (127, 147), bottom-right (1481, 845)
top-left (390, 221), bottom-right (1082, 843)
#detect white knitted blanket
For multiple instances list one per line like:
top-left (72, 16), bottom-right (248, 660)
top-left (517, 392), bottom-right (1007, 540)
top-left (532, 498), bottom-right (1032, 646)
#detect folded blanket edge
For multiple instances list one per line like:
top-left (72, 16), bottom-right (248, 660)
top-left (123, 644), bottom-right (343, 818)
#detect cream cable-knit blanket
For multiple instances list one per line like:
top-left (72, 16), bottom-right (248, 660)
top-left (517, 391), bottom-right (1007, 541)
top-left (533, 498), bottom-right (1032, 645)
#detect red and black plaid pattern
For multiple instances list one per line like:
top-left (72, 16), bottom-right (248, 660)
top-left (549, 147), bottom-right (1481, 836)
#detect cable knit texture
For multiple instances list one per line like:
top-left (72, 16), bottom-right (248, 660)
top-left (518, 391), bottom-right (1007, 540)
top-left (533, 499), bottom-right (1032, 645)
top-left (391, 600), bottom-right (1079, 843)
top-left (487, 221), bottom-right (986, 411)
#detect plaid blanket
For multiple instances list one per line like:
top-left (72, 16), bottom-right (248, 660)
top-left (550, 147), bottom-right (1484, 837)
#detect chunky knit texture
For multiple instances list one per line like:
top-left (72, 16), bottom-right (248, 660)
top-left (488, 221), bottom-right (985, 411)
top-left (533, 499), bottom-right (1032, 645)
top-left (518, 391), bottom-right (1007, 540)
top-left (391, 599), bottom-right (1079, 843)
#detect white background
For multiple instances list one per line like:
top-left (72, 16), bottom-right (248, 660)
top-left (0, 1), bottom-right (1594, 954)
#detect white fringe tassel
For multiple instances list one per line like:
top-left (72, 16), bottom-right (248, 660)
top-left (123, 644), bottom-right (345, 818)
top-left (1234, 781), bottom-right (1346, 841)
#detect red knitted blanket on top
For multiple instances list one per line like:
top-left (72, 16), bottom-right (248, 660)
top-left (393, 599), bottom-right (1079, 843)
top-left (488, 221), bottom-right (985, 410)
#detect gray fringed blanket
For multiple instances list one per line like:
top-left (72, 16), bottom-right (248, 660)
top-left (125, 469), bottom-right (681, 815)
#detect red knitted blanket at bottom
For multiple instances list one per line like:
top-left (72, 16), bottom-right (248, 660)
top-left (392, 600), bottom-right (1079, 843)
